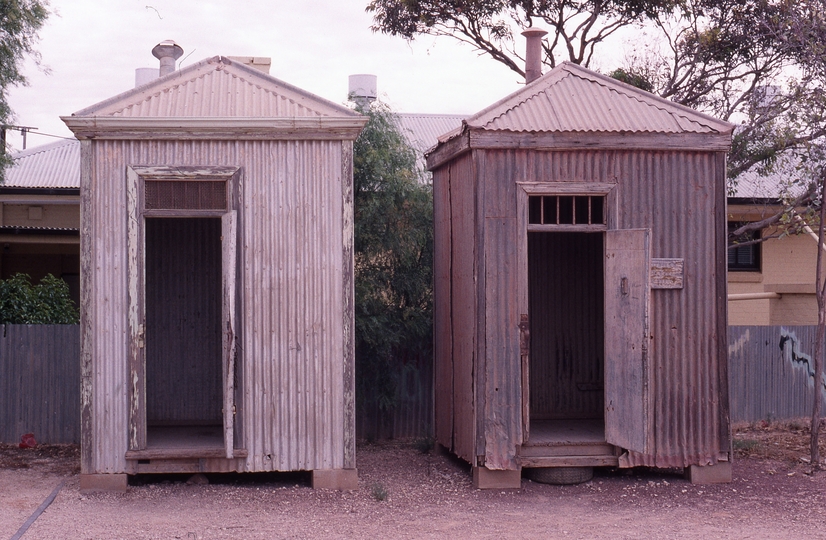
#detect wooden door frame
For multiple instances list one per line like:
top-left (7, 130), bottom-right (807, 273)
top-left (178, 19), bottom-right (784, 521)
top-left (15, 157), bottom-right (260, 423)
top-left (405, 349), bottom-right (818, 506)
top-left (515, 182), bottom-right (618, 444)
top-left (126, 165), bottom-right (241, 454)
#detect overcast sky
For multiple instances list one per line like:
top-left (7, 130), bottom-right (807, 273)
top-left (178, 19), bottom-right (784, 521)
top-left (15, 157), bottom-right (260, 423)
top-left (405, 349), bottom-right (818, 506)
top-left (5, 0), bottom-right (536, 151)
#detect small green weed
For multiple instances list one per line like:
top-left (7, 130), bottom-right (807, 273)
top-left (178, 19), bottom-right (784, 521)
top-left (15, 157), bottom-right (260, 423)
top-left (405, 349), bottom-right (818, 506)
top-left (733, 438), bottom-right (762, 452)
top-left (371, 482), bottom-right (389, 502)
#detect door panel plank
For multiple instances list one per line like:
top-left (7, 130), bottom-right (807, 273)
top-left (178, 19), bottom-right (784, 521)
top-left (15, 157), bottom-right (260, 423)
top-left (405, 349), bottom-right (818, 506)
top-left (604, 229), bottom-right (651, 454)
top-left (222, 210), bottom-right (237, 459)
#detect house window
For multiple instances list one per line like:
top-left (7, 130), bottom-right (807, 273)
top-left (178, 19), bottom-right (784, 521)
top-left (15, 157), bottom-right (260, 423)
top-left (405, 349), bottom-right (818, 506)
top-left (728, 222), bottom-right (760, 271)
top-left (529, 195), bottom-right (605, 226)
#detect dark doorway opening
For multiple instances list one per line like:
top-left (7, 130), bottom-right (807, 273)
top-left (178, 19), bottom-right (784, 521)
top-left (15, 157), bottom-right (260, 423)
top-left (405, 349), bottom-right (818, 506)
top-left (527, 231), bottom-right (605, 444)
top-left (145, 217), bottom-right (223, 450)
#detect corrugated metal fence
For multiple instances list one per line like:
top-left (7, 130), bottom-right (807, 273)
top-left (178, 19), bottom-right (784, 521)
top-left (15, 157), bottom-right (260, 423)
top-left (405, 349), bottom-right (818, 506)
top-left (1, 325), bottom-right (80, 444)
top-left (4, 324), bottom-right (824, 445)
top-left (730, 326), bottom-right (826, 423)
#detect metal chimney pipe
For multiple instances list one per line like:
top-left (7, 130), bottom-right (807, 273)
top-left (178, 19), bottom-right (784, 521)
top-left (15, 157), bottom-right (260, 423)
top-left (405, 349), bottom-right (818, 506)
top-left (522, 27), bottom-right (548, 84)
top-left (152, 40), bottom-right (184, 77)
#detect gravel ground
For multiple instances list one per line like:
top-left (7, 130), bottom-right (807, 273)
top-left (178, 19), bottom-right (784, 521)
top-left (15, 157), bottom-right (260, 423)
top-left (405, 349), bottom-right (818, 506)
top-left (1, 422), bottom-right (825, 539)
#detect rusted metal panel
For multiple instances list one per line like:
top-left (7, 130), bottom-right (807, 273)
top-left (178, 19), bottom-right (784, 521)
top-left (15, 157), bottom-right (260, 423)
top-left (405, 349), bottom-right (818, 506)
top-left (528, 232), bottom-right (604, 420)
top-left (604, 228), bottom-right (651, 455)
top-left (4, 139), bottom-right (80, 189)
top-left (442, 147), bottom-right (728, 470)
top-left (0, 325), bottom-right (80, 444)
top-left (615, 150), bottom-right (726, 468)
top-left (729, 326), bottom-right (826, 422)
top-left (433, 164), bottom-right (454, 448)
top-left (450, 153), bottom-right (478, 462)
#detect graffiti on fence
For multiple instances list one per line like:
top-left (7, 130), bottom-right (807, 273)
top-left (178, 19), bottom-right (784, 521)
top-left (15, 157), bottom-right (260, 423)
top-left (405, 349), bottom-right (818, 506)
top-left (779, 328), bottom-right (826, 396)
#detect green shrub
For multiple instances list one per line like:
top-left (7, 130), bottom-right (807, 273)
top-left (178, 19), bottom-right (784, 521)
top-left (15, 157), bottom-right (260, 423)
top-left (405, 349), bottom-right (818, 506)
top-left (0, 273), bottom-right (79, 324)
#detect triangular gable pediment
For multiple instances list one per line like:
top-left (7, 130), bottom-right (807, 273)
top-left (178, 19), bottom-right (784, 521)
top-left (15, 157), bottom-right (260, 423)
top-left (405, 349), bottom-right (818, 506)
top-left (466, 62), bottom-right (733, 135)
top-left (72, 56), bottom-right (359, 119)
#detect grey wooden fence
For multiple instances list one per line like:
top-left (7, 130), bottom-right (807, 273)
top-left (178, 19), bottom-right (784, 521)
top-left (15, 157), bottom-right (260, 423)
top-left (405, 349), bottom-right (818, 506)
top-left (729, 326), bottom-right (826, 423)
top-left (1, 325), bottom-right (80, 444)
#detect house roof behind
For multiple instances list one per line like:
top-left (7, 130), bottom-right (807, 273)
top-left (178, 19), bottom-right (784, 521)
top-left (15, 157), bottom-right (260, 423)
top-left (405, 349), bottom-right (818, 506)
top-left (395, 113), bottom-right (466, 170)
top-left (71, 56), bottom-right (361, 119)
top-left (2, 139), bottom-right (80, 189)
top-left (466, 62), bottom-right (734, 135)
top-left (730, 156), bottom-right (807, 200)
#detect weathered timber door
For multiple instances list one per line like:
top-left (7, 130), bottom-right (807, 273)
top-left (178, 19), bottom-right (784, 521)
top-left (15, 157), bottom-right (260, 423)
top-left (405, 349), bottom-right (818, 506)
top-left (221, 210), bottom-right (237, 458)
top-left (604, 228), bottom-right (651, 454)
top-left (127, 166), bottom-right (241, 455)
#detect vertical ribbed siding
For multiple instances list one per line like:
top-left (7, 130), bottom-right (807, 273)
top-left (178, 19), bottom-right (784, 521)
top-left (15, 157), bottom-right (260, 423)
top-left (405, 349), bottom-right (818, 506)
top-left (87, 139), bottom-right (346, 474)
top-left (0, 325), bottom-right (80, 444)
top-left (729, 326), bottom-right (826, 422)
top-left (242, 140), bottom-right (344, 472)
top-left (619, 151), bottom-right (723, 467)
top-left (473, 148), bottom-right (726, 469)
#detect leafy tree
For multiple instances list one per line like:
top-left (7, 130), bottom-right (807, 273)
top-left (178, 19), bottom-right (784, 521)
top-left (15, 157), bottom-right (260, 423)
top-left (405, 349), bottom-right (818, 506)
top-left (367, 0), bottom-right (826, 180)
top-left (352, 100), bottom-right (434, 437)
top-left (0, 273), bottom-right (79, 324)
top-left (367, 0), bottom-right (676, 75)
top-left (0, 0), bottom-right (50, 181)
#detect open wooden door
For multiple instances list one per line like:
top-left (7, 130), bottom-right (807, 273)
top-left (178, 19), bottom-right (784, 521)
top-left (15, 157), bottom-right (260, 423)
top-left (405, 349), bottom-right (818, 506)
top-left (604, 228), bottom-right (651, 455)
top-left (222, 210), bottom-right (237, 459)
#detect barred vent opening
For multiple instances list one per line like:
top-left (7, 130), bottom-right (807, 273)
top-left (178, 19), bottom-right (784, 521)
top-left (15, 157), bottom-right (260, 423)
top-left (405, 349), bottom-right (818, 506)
top-left (145, 180), bottom-right (227, 211)
top-left (529, 195), bottom-right (605, 226)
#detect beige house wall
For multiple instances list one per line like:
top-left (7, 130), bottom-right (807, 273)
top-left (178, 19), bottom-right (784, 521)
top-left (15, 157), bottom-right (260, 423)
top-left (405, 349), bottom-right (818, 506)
top-left (728, 204), bottom-right (819, 326)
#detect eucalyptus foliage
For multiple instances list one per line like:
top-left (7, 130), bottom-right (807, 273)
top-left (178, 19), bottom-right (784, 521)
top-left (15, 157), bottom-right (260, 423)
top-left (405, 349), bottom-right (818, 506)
top-left (353, 101), bottom-right (433, 417)
top-left (0, 273), bottom-right (78, 324)
top-left (0, 0), bottom-right (50, 180)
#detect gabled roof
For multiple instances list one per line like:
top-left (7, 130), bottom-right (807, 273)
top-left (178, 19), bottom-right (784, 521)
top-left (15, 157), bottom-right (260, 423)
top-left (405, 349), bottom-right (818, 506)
top-left (467, 62), bottom-right (733, 135)
top-left (2, 139), bottom-right (80, 189)
top-left (63, 56), bottom-right (366, 140)
top-left (427, 62), bottom-right (734, 169)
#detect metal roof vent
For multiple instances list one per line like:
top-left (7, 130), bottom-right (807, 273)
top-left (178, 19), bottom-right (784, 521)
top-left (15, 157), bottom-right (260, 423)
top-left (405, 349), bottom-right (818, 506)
top-left (152, 40), bottom-right (184, 77)
top-left (348, 74), bottom-right (377, 108)
top-left (522, 28), bottom-right (548, 84)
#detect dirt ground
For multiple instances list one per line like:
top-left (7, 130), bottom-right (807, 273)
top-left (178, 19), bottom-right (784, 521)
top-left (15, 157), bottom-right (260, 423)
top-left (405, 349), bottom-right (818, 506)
top-left (1, 422), bottom-right (825, 539)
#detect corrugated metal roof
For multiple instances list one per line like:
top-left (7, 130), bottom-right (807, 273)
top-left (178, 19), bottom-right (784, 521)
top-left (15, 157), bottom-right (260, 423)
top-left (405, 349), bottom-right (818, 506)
top-left (730, 155), bottom-right (806, 199)
top-left (72, 56), bottom-right (361, 119)
top-left (395, 113), bottom-right (466, 171)
top-left (466, 62), bottom-right (733, 135)
top-left (2, 139), bottom-right (80, 189)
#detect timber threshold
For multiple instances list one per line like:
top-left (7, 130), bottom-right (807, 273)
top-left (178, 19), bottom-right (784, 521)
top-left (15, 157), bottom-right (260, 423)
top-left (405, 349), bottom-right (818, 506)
top-left (520, 419), bottom-right (618, 468)
top-left (125, 426), bottom-right (248, 459)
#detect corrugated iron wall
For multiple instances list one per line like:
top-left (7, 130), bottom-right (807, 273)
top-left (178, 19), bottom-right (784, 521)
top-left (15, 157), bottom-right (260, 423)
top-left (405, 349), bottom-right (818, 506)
top-left (474, 148), bottom-right (727, 469)
top-left (528, 231), bottom-right (604, 420)
top-left (432, 153), bottom-right (478, 461)
top-left (0, 325), bottom-right (80, 444)
top-left (730, 326), bottom-right (826, 422)
top-left (145, 217), bottom-right (223, 425)
top-left (85, 139), bottom-right (347, 473)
